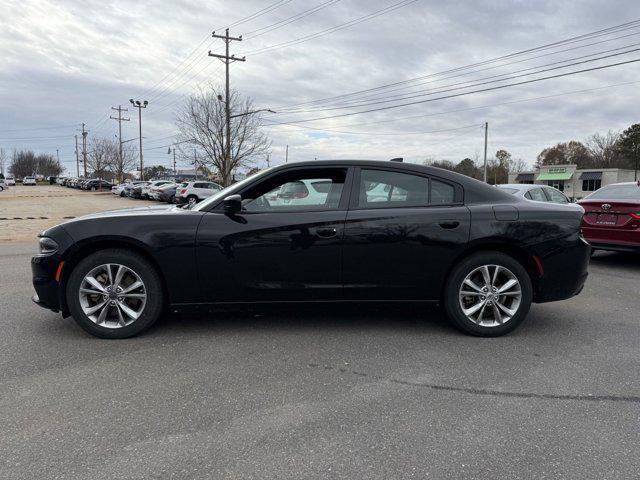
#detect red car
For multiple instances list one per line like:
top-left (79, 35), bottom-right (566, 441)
top-left (579, 181), bottom-right (640, 253)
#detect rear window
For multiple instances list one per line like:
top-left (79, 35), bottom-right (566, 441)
top-left (585, 184), bottom-right (640, 200)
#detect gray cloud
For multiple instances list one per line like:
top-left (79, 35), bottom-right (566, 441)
top-left (1, 0), bottom-right (639, 172)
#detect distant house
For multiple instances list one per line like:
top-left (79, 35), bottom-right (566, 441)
top-left (162, 168), bottom-right (208, 181)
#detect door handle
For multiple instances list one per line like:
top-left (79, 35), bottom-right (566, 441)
top-left (438, 220), bottom-right (460, 229)
top-left (315, 227), bottom-right (338, 238)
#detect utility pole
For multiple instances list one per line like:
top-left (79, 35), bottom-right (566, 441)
top-left (81, 123), bottom-right (88, 178)
top-left (285, 144), bottom-right (289, 163)
top-left (129, 99), bottom-right (148, 180)
top-left (74, 135), bottom-right (80, 177)
top-left (110, 105), bottom-right (130, 182)
top-left (56, 149), bottom-right (59, 163)
top-left (194, 149), bottom-right (198, 179)
top-left (483, 122), bottom-right (489, 183)
top-left (209, 28), bottom-right (245, 186)
top-left (167, 147), bottom-right (176, 176)
top-left (266, 153), bottom-right (270, 168)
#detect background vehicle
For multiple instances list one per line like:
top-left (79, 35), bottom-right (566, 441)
top-left (82, 179), bottom-right (113, 191)
top-left (157, 182), bottom-right (187, 203)
top-left (497, 183), bottom-right (572, 204)
top-left (579, 181), bottom-right (640, 253)
top-left (177, 181), bottom-right (223, 205)
top-left (32, 160), bottom-right (589, 339)
top-left (127, 181), bottom-right (150, 199)
top-left (22, 176), bottom-right (36, 186)
top-left (6, 175), bottom-right (16, 186)
top-left (142, 180), bottom-right (172, 199)
top-left (0, 177), bottom-right (6, 191)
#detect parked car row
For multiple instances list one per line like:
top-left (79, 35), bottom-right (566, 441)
top-left (109, 179), bottom-right (223, 205)
top-left (57, 177), bottom-right (113, 190)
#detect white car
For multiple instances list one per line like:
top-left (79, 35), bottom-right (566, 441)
top-left (177, 181), bottom-right (223, 205)
top-left (23, 176), bottom-right (36, 186)
top-left (6, 175), bottom-right (16, 186)
top-left (142, 180), bottom-right (172, 200)
top-left (497, 183), bottom-right (572, 204)
top-left (0, 177), bottom-right (6, 191)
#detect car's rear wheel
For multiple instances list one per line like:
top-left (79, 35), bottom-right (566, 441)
top-left (443, 251), bottom-right (532, 336)
top-left (66, 249), bottom-right (164, 339)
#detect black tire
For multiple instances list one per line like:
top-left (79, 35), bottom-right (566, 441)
top-left (120, 191), bottom-right (125, 197)
top-left (443, 251), bottom-right (532, 337)
top-left (169, 195), bottom-right (175, 204)
top-left (66, 249), bottom-right (164, 339)
top-left (187, 195), bottom-right (198, 205)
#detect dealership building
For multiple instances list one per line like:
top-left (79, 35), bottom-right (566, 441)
top-left (507, 164), bottom-right (638, 200)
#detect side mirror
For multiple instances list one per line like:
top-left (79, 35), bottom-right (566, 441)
top-left (223, 194), bottom-right (242, 214)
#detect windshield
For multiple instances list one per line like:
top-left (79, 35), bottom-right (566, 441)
top-left (584, 183), bottom-right (640, 200)
top-left (191, 168), bottom-right (274, 211)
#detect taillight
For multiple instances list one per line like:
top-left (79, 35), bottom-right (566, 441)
top-left (180, 189), bottom-right (187, 194)
top-left (631, 213), bottom-right (640, 219)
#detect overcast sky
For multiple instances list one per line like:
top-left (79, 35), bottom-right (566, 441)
top-left (1, 0), bottom-right (639, 174)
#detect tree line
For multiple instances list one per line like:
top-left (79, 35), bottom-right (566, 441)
top-left (425, 123), bottom-right (640, 183)
top-left (5, 138), bottom-right (138, 182)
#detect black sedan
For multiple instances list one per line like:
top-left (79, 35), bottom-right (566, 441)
top-left (32, 160), bottom-right (589, 339)
top-left (82, 179), bottom-right (113, 191)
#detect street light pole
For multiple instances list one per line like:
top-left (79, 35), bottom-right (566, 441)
top-left (129, 99), bottom-right (148, 180)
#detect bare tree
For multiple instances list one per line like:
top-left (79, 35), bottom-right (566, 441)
top-left (87, 137), bottom-right (117, 180)
top-left (585, 130), bottom-right (622, 168)
top-left (108, 142), bottom-right (137, 183)
top-left (0, 148), bottom-right (7, 177)
top-left (8, 150), bottom-right (62, 178)
top-left (175, 85), bottom-right (271, 186)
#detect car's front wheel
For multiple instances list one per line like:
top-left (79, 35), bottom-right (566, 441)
top-left (443, 251), bottom-right (532, 336)
top-left (66, 249), bottom-right (164, 339)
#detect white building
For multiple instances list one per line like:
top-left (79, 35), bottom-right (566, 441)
top-left (508, 164), bottom-right (637, 200)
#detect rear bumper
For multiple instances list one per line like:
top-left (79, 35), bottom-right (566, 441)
top-left (534, 237), bottom-right (591, 303)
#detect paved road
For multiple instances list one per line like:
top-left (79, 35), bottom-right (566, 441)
top-left (1, 243), bottom-right (638, 479)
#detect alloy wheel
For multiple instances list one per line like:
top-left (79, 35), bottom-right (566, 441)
top-left (458, 264), bottom-right (522, 327)
top-left (78, 263), bottom-right (147, 328)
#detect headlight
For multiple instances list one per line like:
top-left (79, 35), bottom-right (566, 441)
top-left (38, 236), bottom-right (59, 254)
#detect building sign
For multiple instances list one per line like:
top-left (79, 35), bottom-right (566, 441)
top-left (548, 167), bottom-right (567, 173)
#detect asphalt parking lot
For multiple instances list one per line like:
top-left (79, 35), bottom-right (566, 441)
top-left (1, 236), bottom-right (638, 478)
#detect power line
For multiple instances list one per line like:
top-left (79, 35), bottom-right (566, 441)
top-left (274, 19), bottom-right (640, 110)
top-left (264, 122), bottom-right (483, 136)
top-left (280, 32), bottom-right (640, 112)
top-left (243, 0), bottom-right (342, 39)
top-left (267, 57), bottom-right (640, 124)
top-left (278, 45), bottom-right (640, 114)
top-left (241, 0), bottom-right (419, 56)
top-left (269, 80), bottom-right (640, 131)
top-left (140, 0), bottom-right (294, 101)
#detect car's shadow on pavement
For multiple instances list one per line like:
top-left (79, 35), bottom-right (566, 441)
top-left (152, 303), bottom-right (455, 337)
top-left (590, 250), bottom-right (640, 271)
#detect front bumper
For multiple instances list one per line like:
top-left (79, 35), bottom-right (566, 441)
top-left (31, 254), bottom-right (63, 312)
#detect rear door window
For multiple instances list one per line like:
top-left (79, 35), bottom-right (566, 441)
top-left (525, 188), bottom-right (547, 202)
top-left (359, 169), bottom-right (429, 208)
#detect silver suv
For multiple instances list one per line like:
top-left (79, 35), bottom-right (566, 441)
top-left (177, 181), bottom-right (223, 205)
